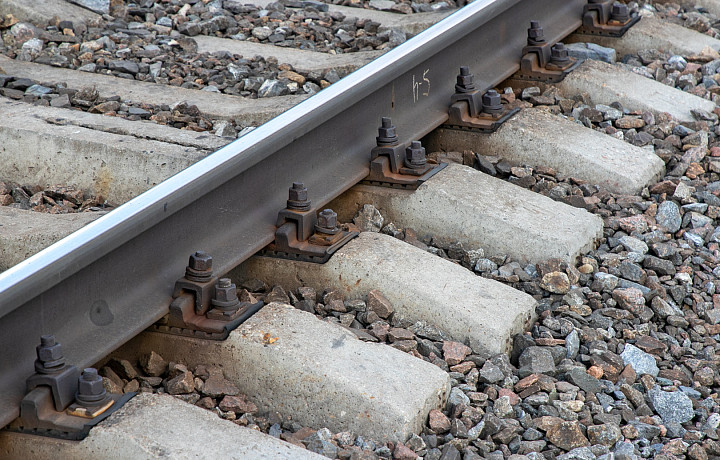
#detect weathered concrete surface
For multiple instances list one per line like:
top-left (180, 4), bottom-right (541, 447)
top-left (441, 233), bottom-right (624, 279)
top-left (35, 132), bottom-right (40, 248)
top-left (0, 207), bottom-right (103, 271)
top-left (567, 16), bottom-right (720, 58)
top-left (424, 108), bottom-right (665, 194)
top-left (114, 303), bottom-right (451, 443)
top-left (0, 0), bottom-right (100, 26)
top-left (328, 164), bottom-right (603, 264)
top-left (236, 232), bottom-right (537, 355)
top-left (0, 97), bottom-right (214, 204)
top-left (0, 393), bottom-right (324, 460)
top-left (246, 0), bottom-right (451, 36)
top-left (195, 36), bottom-right (383, 75)
top-left (0, 55), bottom-right (307, 126)
top-left (556, 60), bottom-right (716, 123)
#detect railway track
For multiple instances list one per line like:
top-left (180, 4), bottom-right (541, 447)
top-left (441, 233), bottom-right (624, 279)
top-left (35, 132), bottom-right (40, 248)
top-left (1, 0), bottom-right (720, 458)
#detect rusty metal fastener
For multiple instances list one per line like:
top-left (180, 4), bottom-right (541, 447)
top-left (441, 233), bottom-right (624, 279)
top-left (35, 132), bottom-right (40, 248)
top-left (481, 89), bottom-right (503, 115)
top-left (35, 335), bottom-right (66, 374)
top-left (455, 66), bottom-right (475, 93)
top-left (551, 43), bottom-right (569, 65)
top-left (527, 20), bottom-right (545, 45)
top-left (185, 250), bottom-right (213, 282)
top-left (376, 117), bottom-right (398, 146)
top-left (405, 141), bottom-right (427, 169)
top-left (211, 278), bottom-right (240, 310)
top-left (611, 2), bottom-right (629, 22)
top-left (75, 368), bottom-right (107, 406)
top-left (315, 209), bottom-right (339, 235)
top-left (287, 182), bottom-right (311, 211)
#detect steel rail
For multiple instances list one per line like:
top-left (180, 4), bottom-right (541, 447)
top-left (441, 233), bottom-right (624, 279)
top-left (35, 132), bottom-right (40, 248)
top-left (0, 0), bottom-right (585, 427)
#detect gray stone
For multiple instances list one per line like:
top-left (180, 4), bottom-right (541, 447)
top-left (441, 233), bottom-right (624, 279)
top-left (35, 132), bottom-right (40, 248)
top-left (304, 428), bottom-right (338, 458)
top-left (109, 60), bottom-right (139, 75)
top-left (656, 201), bottom-right (681, 232)
top-left (619, 236), bottom-right (648, 254)
top-left (565, 330), bottom-right (580, 359)
top-left (24, 84), bottom-right (52, 96)
top-left (648, 387), bottom-right (694, 424)
top-left (566, 368), bottom-right (603, 394)
top-left (642, 256), bottom-right (676, 276)
top-left (565, 42), bottom-right (616, 63)
top-left (518, 346), bottom-right (556, 378)
top-left (257, 79), bottom-right (288, 98)
top-left (353, 204), bottom-right (384, 232)
top-left (214, 121), bottom-right (237, 138)
top-left (628, 421), bottom-right (661, 440)
top-left (620, 344), bottom-right (658, 377)
top-left (558, 446), bottom-right (596, 460)
top-left (478, 361), bottom-right (505, 384)
top-left (447, 387), bottom-right (470, 409)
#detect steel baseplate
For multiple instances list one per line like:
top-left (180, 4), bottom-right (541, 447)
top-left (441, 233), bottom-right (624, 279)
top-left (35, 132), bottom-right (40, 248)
top-left (576, 0), bottom-right (640, 37)
top-left (360, 118), bottom-right (446, 189)
top-left (2, 336), bottom-right (134, 441)
top-left (514, 21), bottom-right (581, 83)
top-left (444, 97), bottom-right (521, 133)
top-left (149, 252), bottom-right (264, 340)
top-left (259, 189), bottom-right (358, 263)
top-left (4, 388), bottom-right (134, 441)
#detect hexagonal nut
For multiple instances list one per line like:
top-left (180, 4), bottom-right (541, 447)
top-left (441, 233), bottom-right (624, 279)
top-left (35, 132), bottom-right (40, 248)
top-left (37, 342), bottom-right (63, 362)
top-left (406, 142), bottom-right (426, 163)
top-left (78, 371), bottom-right (105, 396)
top-left (482, 90), bottom-right (501, 108)
top-left (288, 183), bottom-right (308, 202)
top-left (317, 209), bottom-right (338, 229)
top-left (552, 44), bottom-right (568, 59)
top-left (189, 251), bottom-right (212, 271)
top-left (457, 74), bottom-right (473, 87)
top-left (612, 3), bottom-right (628, 16)
top-left (215, 284), bottom-right (238, 302)
top-left (528, 28), bottom-right (543, 40)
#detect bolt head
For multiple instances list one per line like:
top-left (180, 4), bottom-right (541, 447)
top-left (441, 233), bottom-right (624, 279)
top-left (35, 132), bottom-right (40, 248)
top-left (612, 3), bottom-right (628, 15)
top-left (552, 44), bottom-right (568, 60)
top-left (288, 183), bottom-right (308, 202)
top-left (377, 118), bottom-right (397, 143)
top-left (317, 209), bottom-right (338, 229)
top-left (527, 26), bottom-right (544, 41)
top-left (78, 368), bottom-right (105, 396)
top-left (482, 90), bottom-right (501, 109)
top-left (406, 141), bottom-right (426, 164)
top-left (215, 281), bottom-right (238, 303)
top-left (37, 341), bottom-right (63, 362)
top-left (189, 251), bottom-right (212, 271)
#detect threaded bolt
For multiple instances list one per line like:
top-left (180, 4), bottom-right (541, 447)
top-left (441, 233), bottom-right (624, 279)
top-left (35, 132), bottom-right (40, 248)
top-left (481, 89), bottom-right (503, 114)
top-left (76, 368), bottom-right (107, 405)
top-left (212, 278), bottom-right (240, 310)
top-left (35, 334), bottom-right (65, 374)
top-left (611, 2), bottom-right (629, 22)
top-left (188, 251), bottom-right (212, 272)
top-left (376, 117), bottom-right (398, 146)
top-left (317, 209), bottom-right (338, 230)
top-left (551, 43), bottom-right (569, 65)
top-left (287, 182), bottom-right (311, 210)
top-left (405, 141), bottom-right (427, 169)
top-left (455, 66), bottom-right (475, 93)
top-left (527, 20), bottom-right (545, 45)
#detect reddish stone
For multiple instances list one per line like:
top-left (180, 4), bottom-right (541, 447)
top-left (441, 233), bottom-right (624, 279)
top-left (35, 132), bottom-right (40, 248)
top-left (515, 374), bottom-right (540, 392)
top-left (442, 341), bottom-right (471, 366)
top-left (428, 409), bottom-right (451, 433)
top-left (393, 443), bottom-right (418, 460)
top-left (218, 394), bottom-right (258, 414)
top-left (498, 388), bottom-right (521, 405)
